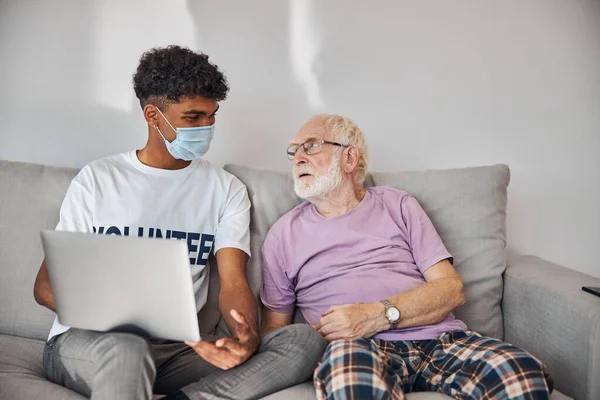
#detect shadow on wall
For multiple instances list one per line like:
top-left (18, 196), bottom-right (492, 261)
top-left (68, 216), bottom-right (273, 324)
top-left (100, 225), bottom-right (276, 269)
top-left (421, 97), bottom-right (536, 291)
top-left (0, 1), bottom-right (149, 168)
top-left (185, 0), bottom-right (317, 170)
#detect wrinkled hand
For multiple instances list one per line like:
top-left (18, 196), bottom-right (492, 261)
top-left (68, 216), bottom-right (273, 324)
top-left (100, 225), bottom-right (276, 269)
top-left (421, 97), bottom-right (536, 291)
top-left (186, 309), bottom-right (260, 370)
top-left (314, 303), bottom-right (385, 342)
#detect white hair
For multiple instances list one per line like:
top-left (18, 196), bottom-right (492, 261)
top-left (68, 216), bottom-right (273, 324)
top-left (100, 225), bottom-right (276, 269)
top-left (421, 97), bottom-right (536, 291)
top-left (318, 114), bottom-right (368, 184)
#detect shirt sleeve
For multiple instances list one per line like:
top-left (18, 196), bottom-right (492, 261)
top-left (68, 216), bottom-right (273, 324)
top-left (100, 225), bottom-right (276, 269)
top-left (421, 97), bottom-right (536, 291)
top-left (260, 230), bottom-right (296, 314)
top-left (401, 195), bottom-right (453, 274)
top-left (213, 178), bottom-right (251, 257)
top-left (55, 169), bottom-right (94, 233)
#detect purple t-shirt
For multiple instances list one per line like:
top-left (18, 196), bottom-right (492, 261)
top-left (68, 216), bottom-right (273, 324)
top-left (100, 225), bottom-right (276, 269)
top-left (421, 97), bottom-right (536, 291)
top-left (260, 186), bottom-right (467, 341)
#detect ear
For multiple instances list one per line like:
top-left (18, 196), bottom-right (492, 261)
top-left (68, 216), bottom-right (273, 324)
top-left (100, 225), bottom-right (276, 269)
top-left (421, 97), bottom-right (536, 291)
top-left (343, 146), bottom-right (360, 174)
top-left (143, 104), bottom-right (160, 127)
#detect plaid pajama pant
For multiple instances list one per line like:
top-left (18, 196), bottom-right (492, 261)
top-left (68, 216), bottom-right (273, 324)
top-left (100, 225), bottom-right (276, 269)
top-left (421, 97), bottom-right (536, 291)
top-left (314, 330), bottom-right (553, 400)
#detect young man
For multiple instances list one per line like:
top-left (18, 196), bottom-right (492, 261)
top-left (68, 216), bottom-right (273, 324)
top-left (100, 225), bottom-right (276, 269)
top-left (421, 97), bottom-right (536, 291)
top-left (33, 45), bottom-right (325, 400)
top-left (260, 114), bottom-right (554, 399)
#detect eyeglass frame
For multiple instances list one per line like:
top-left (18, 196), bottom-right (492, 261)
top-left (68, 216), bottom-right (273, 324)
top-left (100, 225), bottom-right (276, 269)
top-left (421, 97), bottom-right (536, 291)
top-left (286, 138), bottom-right (349, 160)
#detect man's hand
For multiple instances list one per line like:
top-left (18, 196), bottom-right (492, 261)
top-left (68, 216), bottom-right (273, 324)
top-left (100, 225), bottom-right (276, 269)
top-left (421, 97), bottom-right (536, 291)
top-left (314, 302), bottom-right (388, 341)
top-left (185, 309), bottom-right (261, 370)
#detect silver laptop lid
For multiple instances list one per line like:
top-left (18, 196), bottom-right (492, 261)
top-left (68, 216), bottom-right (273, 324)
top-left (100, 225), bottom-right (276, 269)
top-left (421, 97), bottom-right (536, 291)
top-left (41, 230), bottom-right (201, 342)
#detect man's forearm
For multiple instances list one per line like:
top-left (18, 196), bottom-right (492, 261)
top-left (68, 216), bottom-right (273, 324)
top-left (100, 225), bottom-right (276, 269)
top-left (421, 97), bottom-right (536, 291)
top-left (371, 277), bottom-right (465, 333)
top-left (33, 260), bottom-right (57, 312)
top-left (219, 284), bottom-right (259, 337)
top-left (34, 283), bottom-right (57, 312)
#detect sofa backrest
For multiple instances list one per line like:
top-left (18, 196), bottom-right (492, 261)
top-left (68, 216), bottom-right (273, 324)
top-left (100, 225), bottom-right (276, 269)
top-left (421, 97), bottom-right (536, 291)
top-left (208, 164), bottom-right (510, 340)
top-left (0, 159), bottom-right (509, 341)
top-left (0, 160), bottom-right (78, 340)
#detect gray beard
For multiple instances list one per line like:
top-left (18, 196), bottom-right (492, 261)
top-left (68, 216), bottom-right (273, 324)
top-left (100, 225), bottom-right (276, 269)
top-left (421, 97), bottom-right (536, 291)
top-left (294, 156), bottom-right (343, 200)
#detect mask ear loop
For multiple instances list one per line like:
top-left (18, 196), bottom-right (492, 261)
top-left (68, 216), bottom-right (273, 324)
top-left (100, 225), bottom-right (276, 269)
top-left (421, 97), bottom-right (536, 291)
top-left (151, 104), bottom-right (171, 142)
top-left (154, 106), bottom-right (178, 133)
top-left (153, 124), bottom-right (169, 142)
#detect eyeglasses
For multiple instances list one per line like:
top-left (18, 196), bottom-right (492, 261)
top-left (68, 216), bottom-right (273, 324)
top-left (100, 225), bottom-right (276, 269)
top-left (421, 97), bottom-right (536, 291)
top-left (287, 139), bottom-right (349, 161)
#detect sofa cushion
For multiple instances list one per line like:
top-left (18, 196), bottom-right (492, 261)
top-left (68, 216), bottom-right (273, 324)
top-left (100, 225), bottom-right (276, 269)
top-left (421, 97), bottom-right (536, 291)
top-left (259, 381), bottom-right (571, 400)
top-left (370, 165), bottom-right (509, 339)
top-left (0, 159), bottom-right (508, 341)
top-left (0, 334), bottom-right (84, 399)
top-left (219, 164), bottom-right (509, 340)
top-left (0, 333), bottom-right (570, 400)
top-left (260, 381), bottom-right (454, 399)
top-left (212, 166), bottom-right (326, 334)
top-left (0, 159), bottom-right (237, 338)
top-left (0, 160), bottom-right (78, 340)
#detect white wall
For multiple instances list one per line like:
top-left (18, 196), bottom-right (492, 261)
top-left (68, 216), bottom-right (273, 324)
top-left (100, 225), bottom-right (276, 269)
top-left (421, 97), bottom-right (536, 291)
top-left (1, 0), bottom-right (599, 277)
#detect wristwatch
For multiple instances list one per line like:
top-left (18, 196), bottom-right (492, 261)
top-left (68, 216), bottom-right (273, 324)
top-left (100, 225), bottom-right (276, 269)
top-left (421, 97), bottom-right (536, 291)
top-left (380, 299), bottom-right (401, 329)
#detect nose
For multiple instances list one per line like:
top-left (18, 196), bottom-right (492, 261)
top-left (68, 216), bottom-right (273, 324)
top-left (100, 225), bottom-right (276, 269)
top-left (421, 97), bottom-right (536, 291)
top-left (293, 146), bottom-right (309, 166)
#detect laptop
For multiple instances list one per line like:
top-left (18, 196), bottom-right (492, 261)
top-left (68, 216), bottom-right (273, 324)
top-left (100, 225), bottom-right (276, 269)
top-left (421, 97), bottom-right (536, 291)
top-left (40, 230), bottom-right (201, 342)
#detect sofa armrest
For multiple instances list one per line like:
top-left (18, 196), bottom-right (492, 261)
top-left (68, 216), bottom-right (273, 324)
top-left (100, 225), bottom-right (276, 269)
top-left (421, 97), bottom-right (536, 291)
top-left (503, 253), bottom-right (600, 400)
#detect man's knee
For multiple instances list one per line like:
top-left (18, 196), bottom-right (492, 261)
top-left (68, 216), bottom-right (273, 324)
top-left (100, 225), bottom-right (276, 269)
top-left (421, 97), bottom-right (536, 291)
top-left (314, 339), bottom-right (395, 400)
top-left (322, 338), bottom-right (374, 359)
top-left (492, 349), bottom-right (551, 379)
top-left (100, 333), bottom-right (153, 368)
top-left (475, 344), bottom-right (553, 396)
top-left (288, 324), bottom-right (326, 357)
top-left (107, 333), bottom-right (150, 354)
top-left (316, 338), bottom-right (376, 377)
top-left (263, 324), bottom-right (326, 365)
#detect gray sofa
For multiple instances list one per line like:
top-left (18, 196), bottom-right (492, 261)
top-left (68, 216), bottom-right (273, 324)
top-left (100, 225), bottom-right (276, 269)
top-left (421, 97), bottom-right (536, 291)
top-left (0, 159), bottom-right (597, 400)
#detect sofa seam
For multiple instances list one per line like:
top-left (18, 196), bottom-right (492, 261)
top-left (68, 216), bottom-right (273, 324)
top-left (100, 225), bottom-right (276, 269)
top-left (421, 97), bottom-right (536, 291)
top-left (587, 309), bottom-right (600, 400)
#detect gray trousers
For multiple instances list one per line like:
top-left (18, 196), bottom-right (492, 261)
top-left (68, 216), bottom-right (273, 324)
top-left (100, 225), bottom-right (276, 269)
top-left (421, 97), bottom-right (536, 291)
top-left (43, 324), bottom-right (326, 400)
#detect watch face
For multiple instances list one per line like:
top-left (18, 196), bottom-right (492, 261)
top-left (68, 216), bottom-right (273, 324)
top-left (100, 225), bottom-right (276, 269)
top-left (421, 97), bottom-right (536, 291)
top-left (387, 307), bottom-right (400, 322)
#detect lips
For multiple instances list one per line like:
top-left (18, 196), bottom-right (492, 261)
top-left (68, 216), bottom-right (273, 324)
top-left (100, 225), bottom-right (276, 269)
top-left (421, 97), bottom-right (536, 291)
top-left (294, 168), bottom-right (313, 179)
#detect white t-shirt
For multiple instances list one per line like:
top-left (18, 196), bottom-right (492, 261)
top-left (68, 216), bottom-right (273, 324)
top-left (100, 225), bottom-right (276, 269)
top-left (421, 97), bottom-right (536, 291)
top-left (47, 150), bottom-right (251, 340)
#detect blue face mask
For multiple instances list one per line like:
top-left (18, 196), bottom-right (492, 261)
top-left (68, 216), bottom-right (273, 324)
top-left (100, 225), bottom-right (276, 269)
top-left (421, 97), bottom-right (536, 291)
top-left (154, 108), bottom-right (215, 161)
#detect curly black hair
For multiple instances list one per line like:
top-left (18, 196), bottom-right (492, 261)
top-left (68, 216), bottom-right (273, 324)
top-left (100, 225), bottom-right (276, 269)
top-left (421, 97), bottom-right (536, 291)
top-left (133, 45), bottom-right (229, 110)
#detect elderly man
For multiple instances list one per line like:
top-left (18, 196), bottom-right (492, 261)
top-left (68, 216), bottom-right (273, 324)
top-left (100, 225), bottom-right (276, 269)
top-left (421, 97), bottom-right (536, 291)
top-left (260, 114), bottom-right (553, 399)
